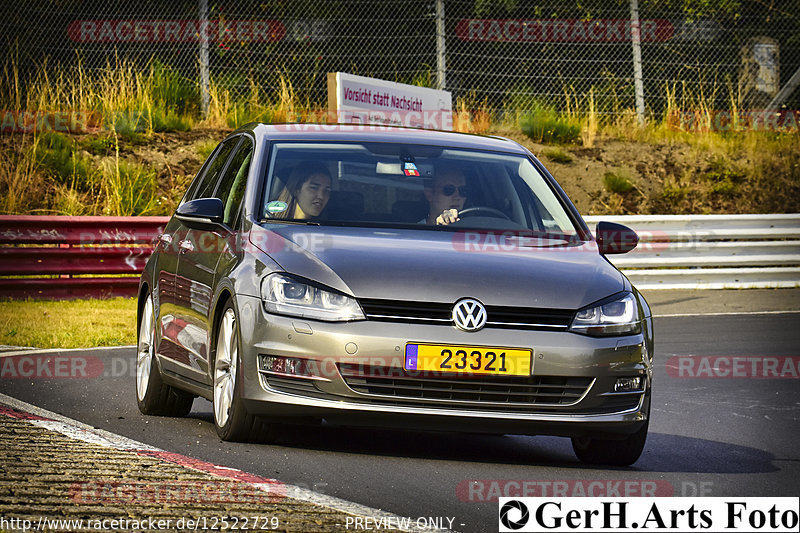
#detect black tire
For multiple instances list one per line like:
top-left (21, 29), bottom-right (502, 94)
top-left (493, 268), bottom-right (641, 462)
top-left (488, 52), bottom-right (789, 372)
top-left (212, 301), bottom-right (276, 443)
top-left (571, 418), bottom-right (649, 466)
top-left (136, 293), bottom-right (194, 417)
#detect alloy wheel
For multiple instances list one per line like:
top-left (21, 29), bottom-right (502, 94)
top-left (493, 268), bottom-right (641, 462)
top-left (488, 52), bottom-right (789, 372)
top-left (214, 308), bottom-right (238, 428)
top-left (136, 296), bottom-right (155, 402)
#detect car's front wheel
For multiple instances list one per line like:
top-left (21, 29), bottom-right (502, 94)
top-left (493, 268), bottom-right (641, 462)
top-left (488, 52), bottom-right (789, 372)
top-left (571, 417), bottom-right (649, 466)
top-left (136, 293), bottom-right (194, 417)
top-left (212, 301), bottom-right (275, 442)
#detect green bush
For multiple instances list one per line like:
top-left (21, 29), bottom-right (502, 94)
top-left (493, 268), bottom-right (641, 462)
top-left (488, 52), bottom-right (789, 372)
top-left (520, 110), bottom-right (581, 144)
top-left (33, 132), bottom-right (97, 190)
top-left (80, 135), bottom-right (116, 156)
top-left (107, 104), bottom-right (192, 135)
top-left (709, 179), bottom-right (739, 196)
top-left (150, 105), bottom-right (192, 132)
top-left (151, 61), bottom-right (199, 116)
top-left (102, 159), bottom-right (159, 216)
top-left (660, 179), bottom-right (691, 207)
top-left (542, 148), bottom-right (574, 164)
top-left (106, 109), bottom-right (146, 136)
top-left (603, 171), bottom-right (635, 194)
top-left (701, 157), bottom-right (744, 197)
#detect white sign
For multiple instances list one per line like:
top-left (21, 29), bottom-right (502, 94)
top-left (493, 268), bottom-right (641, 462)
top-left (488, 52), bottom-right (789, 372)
top-left (328, 72), bottom-right (452, 131)
top-left (498, 497), bottom-right (799, 532)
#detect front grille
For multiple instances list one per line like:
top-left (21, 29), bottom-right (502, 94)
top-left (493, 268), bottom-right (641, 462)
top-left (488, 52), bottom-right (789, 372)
top-left (359, 299), bottom-right (574, 330)
top-left (359, 300), bottom-right (451, 325)
top-left (338, 363), bottom-right (592, 408)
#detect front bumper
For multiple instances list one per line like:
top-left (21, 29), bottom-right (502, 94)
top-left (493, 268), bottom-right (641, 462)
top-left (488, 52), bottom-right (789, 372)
top-left (235, 294), bottom-right (652, 439)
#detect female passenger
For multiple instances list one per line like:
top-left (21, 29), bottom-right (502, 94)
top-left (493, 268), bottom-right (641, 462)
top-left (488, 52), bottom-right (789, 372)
top-left (272, 162), bottom-right (332, 219)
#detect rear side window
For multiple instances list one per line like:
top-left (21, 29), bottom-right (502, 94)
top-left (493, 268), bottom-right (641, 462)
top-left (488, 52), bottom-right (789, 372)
top-left (186, 137), bottom-right (239, 202)
top-left (214, 137), bottom-right (253, 227)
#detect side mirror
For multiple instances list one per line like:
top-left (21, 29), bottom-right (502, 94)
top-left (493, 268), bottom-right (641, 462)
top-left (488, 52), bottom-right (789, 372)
top-left (596, 221), bottom-right (638, 255)
top-left (176, 198), bottom-right (224, 230)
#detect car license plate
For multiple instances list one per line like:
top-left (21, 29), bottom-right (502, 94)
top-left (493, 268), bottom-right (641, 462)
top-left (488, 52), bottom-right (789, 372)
top-left (404, 343), bottom-right (532, 376)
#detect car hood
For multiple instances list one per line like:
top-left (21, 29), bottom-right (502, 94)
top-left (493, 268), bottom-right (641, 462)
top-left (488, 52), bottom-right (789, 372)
top-left (253, 224), bottom-right (625, 310)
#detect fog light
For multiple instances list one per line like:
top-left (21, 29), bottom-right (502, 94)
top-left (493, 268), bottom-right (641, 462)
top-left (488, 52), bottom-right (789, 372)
top-left (261, 355), bottom-right (313, 378)
top-left (614, 377), bottom-right (643, 392)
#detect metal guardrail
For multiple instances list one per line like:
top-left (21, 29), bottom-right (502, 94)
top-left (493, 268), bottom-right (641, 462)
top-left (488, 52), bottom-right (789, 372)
top-left (0, 214), bottom-right (797, 298)
top-left (584, 214), bottom-right (800, 289)
top-left (0, 216), bottom-right (169, 299)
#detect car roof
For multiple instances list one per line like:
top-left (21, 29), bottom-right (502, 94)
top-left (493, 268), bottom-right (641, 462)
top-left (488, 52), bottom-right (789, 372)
top-left (236, 123), bottom-right (529, 155)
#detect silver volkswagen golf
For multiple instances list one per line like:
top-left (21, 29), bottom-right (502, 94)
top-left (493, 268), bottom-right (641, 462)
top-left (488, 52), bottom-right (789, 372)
top-left (136, 124), bottom-right (653, 465)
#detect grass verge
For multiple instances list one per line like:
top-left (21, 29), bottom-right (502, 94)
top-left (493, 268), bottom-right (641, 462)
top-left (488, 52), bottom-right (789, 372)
top-left (0, 298), bottom-right (137, 349)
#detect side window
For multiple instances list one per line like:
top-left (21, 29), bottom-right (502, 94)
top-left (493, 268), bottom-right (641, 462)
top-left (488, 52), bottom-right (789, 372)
top-left (191, 137), bottom-right (239, 201)
top-left (214, 137), bottom-right (254, 228)
top-left (179, 147), bottom-right (217, 206)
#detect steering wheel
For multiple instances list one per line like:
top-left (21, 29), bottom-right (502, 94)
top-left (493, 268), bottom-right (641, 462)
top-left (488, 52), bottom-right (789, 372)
top-left (458, 206), bottom-right (511, 220)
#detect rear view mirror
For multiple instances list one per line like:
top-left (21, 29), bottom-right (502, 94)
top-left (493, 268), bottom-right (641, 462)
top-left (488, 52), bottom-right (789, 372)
top-left (176, 198), bottom-right (224, 230)
top-left (596, 221), bottom-right (638, 255)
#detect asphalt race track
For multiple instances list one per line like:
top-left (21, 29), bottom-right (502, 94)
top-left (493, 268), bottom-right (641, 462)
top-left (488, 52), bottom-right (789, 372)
top-left (1, 312), bottom-right (798, 532)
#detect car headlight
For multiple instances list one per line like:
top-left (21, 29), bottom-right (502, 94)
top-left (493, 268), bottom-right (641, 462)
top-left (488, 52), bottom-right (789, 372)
top-left (570, 292), bottom-right (641, 336)
top-left (260, 273), bottom-right (364, 322)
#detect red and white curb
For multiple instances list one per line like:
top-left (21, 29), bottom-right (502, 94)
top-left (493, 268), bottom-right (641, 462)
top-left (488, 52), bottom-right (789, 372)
top-left (0, 392), bottom-right (449, 533)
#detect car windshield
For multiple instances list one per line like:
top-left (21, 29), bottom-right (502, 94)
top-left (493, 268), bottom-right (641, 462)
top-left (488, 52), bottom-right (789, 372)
top-left (261, 141), bottom-right (579, 237)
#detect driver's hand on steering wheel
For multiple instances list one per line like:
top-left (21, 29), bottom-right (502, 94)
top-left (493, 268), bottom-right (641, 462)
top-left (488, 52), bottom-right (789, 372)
top-left (435, 209), bottom-right (460, 225)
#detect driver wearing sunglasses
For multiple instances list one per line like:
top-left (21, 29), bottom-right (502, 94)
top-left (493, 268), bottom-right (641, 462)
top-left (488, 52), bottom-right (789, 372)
top-left (422, 168), bottom-right (469, 225)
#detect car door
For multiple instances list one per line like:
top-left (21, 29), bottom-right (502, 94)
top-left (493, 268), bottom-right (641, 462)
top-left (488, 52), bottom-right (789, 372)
top-left (171, 135), bottom-right (253, 380)
top-left (155, 140), bottom-right (230, 362)
top-left (159, 136), bottom-right (239, 373)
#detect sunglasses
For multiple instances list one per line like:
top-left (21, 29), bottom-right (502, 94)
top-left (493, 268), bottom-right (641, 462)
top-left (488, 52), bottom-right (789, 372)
top-left (440, 184), bottom-right (469, 197)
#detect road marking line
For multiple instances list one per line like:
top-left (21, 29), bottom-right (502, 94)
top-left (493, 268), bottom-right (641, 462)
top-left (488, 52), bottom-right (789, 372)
top-left (0, 345), bottom-right (136, 358)
top-left (0, 392), bottom-right (446, 533)
top-left (32, 419), bottom-right (158, 451)
top-left (0, 393), bottom-right (159, 450)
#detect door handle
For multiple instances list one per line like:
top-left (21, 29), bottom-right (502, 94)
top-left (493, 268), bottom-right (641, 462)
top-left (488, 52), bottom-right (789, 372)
top-left (179, 239), bottom-right (194, 253)
top-left (159, 233), bottom-right (173, 245)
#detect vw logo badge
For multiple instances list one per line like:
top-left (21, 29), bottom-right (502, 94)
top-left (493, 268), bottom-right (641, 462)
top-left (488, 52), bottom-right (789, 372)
top-left (452, 298), bottom-right (487, 332)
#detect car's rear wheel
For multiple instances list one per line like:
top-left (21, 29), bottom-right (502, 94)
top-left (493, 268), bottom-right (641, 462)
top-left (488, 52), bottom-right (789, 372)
top-left (213, 302), bottom-right (275, 442)
top-left (571, 417), bottom-right (649, 466)
top-left (136, 293), bottom-right (194, 417)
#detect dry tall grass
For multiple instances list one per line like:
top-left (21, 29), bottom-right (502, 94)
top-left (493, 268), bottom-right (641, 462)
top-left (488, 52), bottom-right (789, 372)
top-left (202, 70), bottom-right (326, 129)
top-left (453, 91), bottom-right (492, 134)
top-left (2, 57), bottom-right (797, 216)
top-left (0, 136), bottom-right (40, 213)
